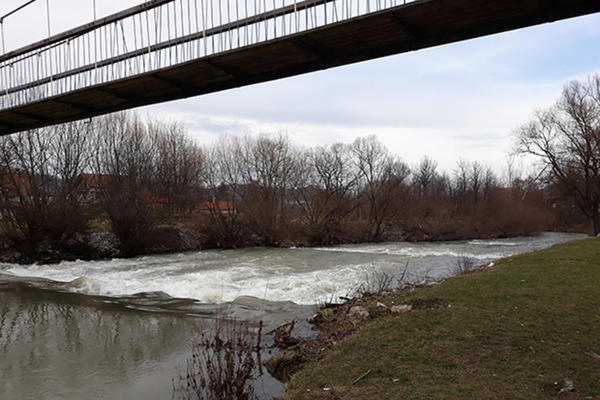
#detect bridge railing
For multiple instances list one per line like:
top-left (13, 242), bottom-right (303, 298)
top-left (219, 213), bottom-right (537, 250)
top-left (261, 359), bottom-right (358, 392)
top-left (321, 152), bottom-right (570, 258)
top-left (0, 0), bottom-right (413, 111)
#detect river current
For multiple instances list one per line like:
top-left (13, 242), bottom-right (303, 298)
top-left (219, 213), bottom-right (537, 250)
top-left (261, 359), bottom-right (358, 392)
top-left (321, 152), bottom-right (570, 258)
top-left (0, 232), bottom-right (585, 399)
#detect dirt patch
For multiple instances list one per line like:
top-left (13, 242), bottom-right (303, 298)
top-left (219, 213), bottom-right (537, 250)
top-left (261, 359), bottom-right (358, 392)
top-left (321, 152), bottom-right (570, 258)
top-left (263, 291), bottom-right (429, 383)
top-left (407, 297), bottom-right (448, 310)
top-left (264, 352), bottom-right (306, 382)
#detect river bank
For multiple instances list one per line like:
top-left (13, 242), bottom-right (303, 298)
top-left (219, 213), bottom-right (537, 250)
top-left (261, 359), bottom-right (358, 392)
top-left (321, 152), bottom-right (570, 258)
top-left (0, 233), bottom-right (592, 399)
top-left (281, 237), bottom-right (600, 399)
top-left (1, 222), bottom-right (582, 265)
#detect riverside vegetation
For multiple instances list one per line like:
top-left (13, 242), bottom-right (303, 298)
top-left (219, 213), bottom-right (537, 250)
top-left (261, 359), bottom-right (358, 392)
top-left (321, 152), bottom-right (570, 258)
top-left (1, 74), bottom-right (598, 264)
top-left (0, 123), bottom-right (588, 264)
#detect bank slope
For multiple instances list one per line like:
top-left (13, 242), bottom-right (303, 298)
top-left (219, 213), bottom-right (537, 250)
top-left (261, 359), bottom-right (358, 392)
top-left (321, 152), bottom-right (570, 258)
top-left (286, 238), bottom-right (600, 400)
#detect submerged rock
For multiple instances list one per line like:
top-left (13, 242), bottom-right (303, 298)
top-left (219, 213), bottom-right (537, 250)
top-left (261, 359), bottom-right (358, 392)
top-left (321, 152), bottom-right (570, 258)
top-left (227, 296), bottom-right (315, 334)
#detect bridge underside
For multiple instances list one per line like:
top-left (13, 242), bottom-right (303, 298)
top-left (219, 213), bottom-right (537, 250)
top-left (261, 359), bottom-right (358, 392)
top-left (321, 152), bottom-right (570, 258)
top-left (1, 0), bottom-right (599, 135)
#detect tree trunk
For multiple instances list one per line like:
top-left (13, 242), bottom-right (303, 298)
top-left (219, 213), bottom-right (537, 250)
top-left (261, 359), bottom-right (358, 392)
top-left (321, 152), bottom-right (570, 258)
top-left (592, 206), bottom-right (600, 237)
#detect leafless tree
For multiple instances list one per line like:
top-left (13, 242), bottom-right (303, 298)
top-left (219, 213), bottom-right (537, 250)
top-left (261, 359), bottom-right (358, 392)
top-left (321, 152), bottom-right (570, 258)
top-left (0, 121), bottom-right (92, 254)
top-left (481, 164), bottom-right (496, 202)
top-left (201, 142), bottom-right (246, 248)
top-left (216, 134), bottom-right (298, 245)
top-left (150, 120), bottom-right (205, 215)
top-left (292, 143), bottom-right (359, 243)
top-left (453, 159), bottom-right (470, 207)
top-left (92, 113), bottom-right (161, 255)
top-left (414, 156), bottom-right (438, 197)
top-left (352, 136), bottom-right (410, 241)
top-left (515, 74), bottom-right (600, 235)
top-left (469, 161), bottom-right (484, 204)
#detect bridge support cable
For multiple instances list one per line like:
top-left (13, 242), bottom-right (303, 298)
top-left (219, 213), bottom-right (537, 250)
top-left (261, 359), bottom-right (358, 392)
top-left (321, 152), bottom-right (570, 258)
top-left (45, 0), bottom-right (51, 37)
top-left (0, 0), bottom-right (39, 22)
top-left (0, 0), bottom-right (407, 110)
top-left (1, 22), bottom-right (5, 55)
top-left (1, 0), bottom-right (40, 56)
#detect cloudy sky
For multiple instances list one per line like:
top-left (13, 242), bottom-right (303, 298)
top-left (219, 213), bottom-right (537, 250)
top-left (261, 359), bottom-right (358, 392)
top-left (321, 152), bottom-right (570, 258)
top-left (2, 0), bottom-right (600, 173)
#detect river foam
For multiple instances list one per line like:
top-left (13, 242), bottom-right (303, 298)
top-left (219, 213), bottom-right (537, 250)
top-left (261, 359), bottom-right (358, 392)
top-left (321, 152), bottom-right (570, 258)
top-left (0, 232), bottom-right (586, 304)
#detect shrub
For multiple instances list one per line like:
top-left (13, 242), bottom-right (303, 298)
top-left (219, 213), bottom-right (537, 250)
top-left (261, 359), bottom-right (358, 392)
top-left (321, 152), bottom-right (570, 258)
top-left (172, 318), bottom-right (262, 400)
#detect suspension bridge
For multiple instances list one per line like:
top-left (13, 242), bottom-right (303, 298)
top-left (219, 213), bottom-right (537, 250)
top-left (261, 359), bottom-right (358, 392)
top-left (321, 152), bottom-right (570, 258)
top-left (0, 0), bottom-right (599, 136)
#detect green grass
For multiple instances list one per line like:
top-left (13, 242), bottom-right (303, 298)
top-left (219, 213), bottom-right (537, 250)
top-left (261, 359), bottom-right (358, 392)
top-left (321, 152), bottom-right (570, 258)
top-left (286, 238), bottom-right (600, 400)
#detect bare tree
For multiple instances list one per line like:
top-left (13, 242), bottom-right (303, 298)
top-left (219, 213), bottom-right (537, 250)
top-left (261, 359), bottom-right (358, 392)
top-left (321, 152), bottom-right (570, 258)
top-left (201, 142), bottom-right (246, 248)
top-left (0, 121), bottom-right (92, 256)
top-left (220, 134), bottom-right (297, 246)
top-left (92, 113), bottom-right (161, 255)
top-left (414, 156), bottom-right (438, 197)
top-left (352, 136), bottom-right (410, 241)
top-left (453, 159), bottom-right (470, 207)
top-left (150, 120), bottom-right (205, 215)
top-left (482, 164), bottom-right (497, 202)
top-left (292, 143), bottom-right (359, 243)
top-left (516, 75), bottom-right (600, 235)
top-left (469, 161), bottom-right (483, 204)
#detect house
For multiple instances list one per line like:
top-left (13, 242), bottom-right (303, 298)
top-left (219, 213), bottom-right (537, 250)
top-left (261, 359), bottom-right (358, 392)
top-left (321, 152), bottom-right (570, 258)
top-left (79, 173), bottom-right (173, 208)
top-left (0, 171), bottom-right (33, 200)
top-left (0, 171), bottom-right (35, 222)
top-left (79, 173), bottom-right (116, 204)
top-left (141, 190), bottom-right (170, 206)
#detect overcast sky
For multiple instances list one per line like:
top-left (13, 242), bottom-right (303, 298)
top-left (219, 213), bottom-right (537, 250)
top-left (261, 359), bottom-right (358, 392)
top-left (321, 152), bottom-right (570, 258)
top-left (2, 0), bottom-right (600, 174)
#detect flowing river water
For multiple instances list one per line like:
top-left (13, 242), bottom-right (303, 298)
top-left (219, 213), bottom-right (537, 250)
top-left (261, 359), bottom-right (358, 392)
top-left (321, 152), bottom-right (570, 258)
top-left (0, 232), bottom-right (585, 399)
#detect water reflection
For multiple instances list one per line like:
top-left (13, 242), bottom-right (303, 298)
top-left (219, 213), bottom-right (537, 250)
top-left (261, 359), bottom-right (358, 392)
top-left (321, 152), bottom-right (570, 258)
top-left (0, 289), bottom-right (206, 400)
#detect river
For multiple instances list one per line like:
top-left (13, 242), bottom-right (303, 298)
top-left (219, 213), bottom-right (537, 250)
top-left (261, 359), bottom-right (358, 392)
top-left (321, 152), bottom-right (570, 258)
top-left (0, 232), bottom-right (585, 399)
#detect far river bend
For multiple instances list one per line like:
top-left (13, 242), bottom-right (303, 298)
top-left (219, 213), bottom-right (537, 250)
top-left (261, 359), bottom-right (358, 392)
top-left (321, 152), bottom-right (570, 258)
top-left (0, 232), bottom-right (586, 399)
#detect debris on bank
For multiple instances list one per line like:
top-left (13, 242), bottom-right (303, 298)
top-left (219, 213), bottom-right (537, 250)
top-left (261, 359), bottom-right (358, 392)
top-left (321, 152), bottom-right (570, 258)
top-left (264, 287), bottom-right (450, 383)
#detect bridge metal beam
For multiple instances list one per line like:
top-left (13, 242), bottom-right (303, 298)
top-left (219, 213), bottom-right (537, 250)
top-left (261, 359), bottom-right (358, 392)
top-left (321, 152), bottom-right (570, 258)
top-left (95, 88), bottom-right (138, 102)
top-left (150, 75), bottom-right (191, 92)
top-left (292, 36), bottom-right (335, 67)
top-left (203, 59), bottom-right (245, 81)
top-left (7, 110), bottom-right (52, 124)
top-left (388, 13), bottom-right (422, 42)
top-left (51, 99), bottom-right (94, 113)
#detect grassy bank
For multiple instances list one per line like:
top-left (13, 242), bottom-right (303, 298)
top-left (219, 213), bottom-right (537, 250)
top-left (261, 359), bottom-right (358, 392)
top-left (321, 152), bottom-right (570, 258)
top-left (285, 238), bottom-right (600, 399)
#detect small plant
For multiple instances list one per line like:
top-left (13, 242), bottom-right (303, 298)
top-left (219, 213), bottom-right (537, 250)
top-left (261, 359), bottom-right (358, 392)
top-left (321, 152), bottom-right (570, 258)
top-left (453, 254), bottom-right (476, 275)
top-left (352, 270), bottom-right (396, 298)
top-left (320, 308), bottom-right (334, 321)
top-left (172, 318), bottom-right (262, 400)
top-left (347, 262), bottom-right (411, 299)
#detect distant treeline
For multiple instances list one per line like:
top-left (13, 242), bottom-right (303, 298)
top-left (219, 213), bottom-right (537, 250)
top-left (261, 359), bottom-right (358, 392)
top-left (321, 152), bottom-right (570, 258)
top-left (0, 112), bottom-right (586, 262)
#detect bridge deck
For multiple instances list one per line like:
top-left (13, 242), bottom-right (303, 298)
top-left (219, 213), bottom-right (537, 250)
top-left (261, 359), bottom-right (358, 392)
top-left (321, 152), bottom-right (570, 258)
top-left (0, 0), bottom-right (599, 135)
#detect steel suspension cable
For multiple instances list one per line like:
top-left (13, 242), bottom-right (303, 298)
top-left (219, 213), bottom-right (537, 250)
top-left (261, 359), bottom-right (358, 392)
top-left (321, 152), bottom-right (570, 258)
top-left (1, 0), bottom-right (40, 56)
top-left (1, 23), bottom-right (5, 55)
top-left (45, 0), bottom-right (51, 37)
top-left (0, 0), bottom-right (38, 22)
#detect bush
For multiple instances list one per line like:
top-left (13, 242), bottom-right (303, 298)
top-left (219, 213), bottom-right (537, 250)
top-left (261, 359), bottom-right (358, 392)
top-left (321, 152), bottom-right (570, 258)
top-left (172, 318), bottom-right (262, 400)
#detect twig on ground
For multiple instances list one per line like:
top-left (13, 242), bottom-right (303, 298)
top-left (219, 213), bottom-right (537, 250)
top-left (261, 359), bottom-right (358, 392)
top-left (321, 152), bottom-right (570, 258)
top-left (585, 351), bottom-right (600, 361)
top-left (399, 261), bottom-right (410, 282)
top-left (352, 369), bottom-right (371, 385)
